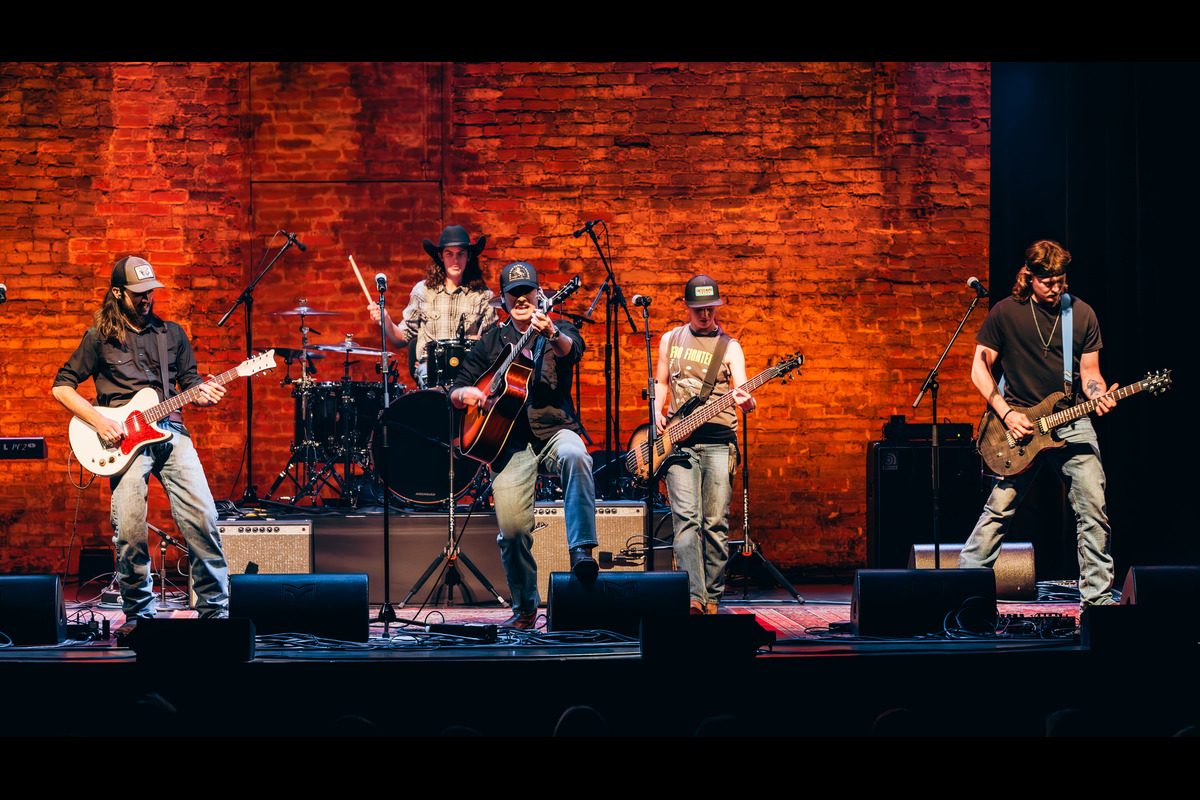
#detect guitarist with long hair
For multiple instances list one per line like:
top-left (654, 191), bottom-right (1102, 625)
top-left (52, 256), bottom-right (230, 633)
top-left (449, 261), bottom-right (596, 630)
top-left (960, 240), bottom-right (1118, 607)
top-left (652, 275), bottom-right (757, 616)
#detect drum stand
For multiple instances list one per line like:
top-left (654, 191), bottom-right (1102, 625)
top-left (401, 393), bottom-right (506, 608)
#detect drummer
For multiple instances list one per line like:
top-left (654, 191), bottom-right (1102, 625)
top-left (368, 225), bottom-right (498, 388)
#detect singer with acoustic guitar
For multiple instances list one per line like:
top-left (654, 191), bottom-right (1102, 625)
top-left (449, 261), bottom-right (595, 630)
top-left (52, 256), bottom-right (231, 633)
top-left (961, 240), bottom-right (1119, 608)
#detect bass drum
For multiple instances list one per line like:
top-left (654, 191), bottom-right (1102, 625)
top-left (371, 390), bottom-right (481, 506)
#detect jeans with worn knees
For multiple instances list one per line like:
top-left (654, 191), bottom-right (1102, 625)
top-left (491, 429), bottom-right (596, 613)
top-left (109, 423), bottom-right (229, 618)
top-left (665, 443), bottom-right (733, 606)
top-left (959, 417), bottom-right (1114, 605)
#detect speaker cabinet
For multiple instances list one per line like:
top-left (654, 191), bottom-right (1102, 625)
top-left (909, 542), bottom-right (1036, 600)
top-left (531, 501), bottom-right (647, 605)
top-left (130, 618), bottom-right (256, 663)
top-left (218, 519), bottom-right (313, 574)
top-left (547, 570), bottom-right (689, 637)
top-left (1119, 565), bottom-right (1200, 606)
top-left (229, 573), bottom-right (369, 642)
top-left (0, 574), bottom-right (67, 645)
top-left (866, 442), bottom-right (985, 568)
top-left (851, 568), bottom-right (997, 637)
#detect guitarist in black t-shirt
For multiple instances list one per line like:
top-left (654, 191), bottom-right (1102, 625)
top-left (961, 240), bottom-right (1119, 607)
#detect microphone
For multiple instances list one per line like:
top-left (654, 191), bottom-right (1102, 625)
top-left (632, 294), bottom-right (652, 307)
top-left (281, 230), bottom-right (307, 252)
top-left (0, 283), bottom-right (6, 304)
top-left (375, 273), bottom-right (387, 293)
top-left (571, 219), bottom-right (602, 238)
top-left (967, 277), bottom-right (988, 297)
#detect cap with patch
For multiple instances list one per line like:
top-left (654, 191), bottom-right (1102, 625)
top-left (684, 274), bottom-right (723, 308)
top-left (500, 261), bottom-right (539, 295)
top-left (111, 256), bottom-right (165, 292)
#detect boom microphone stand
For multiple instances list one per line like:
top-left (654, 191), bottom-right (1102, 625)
top-left (578, 220), bottom-right (637, 499)
top-left (911, 277), bottom-right (988, 567)
top-left (217, 230), bottom-right (306, 504)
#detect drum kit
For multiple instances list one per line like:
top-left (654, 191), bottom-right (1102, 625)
top-left (262, 301), bottom-right (483, 509)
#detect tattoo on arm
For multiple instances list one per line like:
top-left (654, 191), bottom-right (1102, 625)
top-left (1086, 379), bottom-right (1102, 398)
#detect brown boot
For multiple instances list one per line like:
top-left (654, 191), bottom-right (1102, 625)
top-left (501, 610), bottom-right (537, 630)
top-left (705, 602), bottom-right (719, 615)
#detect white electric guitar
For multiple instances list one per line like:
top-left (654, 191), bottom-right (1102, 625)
top-left (68, 350), bottom-right (277, 476)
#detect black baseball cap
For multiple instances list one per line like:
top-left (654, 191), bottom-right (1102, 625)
top-left (500, 261), bottom-right (539, 295)
top-left (684, 274), bottom-right (723, 308)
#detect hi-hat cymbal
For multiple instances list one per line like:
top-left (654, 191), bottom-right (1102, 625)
top-left (273, 347), bottom-right (326, 362)
top-left (311, 342), bottom-right (393, 358)
top-left (270, 305), bottom-right (343, 316)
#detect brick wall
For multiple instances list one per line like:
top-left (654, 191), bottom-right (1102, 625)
top-left (0, 61), bottom-right (988, 574)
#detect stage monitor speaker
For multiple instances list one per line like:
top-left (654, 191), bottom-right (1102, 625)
top-left (1118, 565), bottom-right (1200, 606)
top-left (851, 568), bottom-right (997, 637)
top-left (230, 573), bottom-right (369, 642)
top-left (218, 519), bottom-right (313, 575)
top-left (909, 542), bottom-right (1036, 600)
top-left (0, 574), bottom-right (67, 645)
top-left (866, 441), bottom-right (985, 568)
top-left (547, 571), bottom-right (689, 637)
top-left (531, 501), bottom-right (647, 606)
top-left (130, 617), bottom-right (256, 664)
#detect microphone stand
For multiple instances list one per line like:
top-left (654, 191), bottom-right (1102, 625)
top-left (636, 298), bottom-right (657, 570)
top-left (580, 222), bottom-right (637, 499)
top-left (217, 233), bottom-right (302, 504)
top-left (911, 287), bottom-right (986, 568)
top-left (375, 281), bottom-right (397, 633)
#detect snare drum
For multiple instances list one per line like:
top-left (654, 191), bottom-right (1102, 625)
top-left (424, 338), bottom-right (473, 388)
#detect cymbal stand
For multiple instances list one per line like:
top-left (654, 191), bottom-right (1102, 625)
top-left (265, 309), bottom-right (336, 505)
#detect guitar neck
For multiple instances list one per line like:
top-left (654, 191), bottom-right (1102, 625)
top-left (141, 367), bottom-right (243, 424)
top-left (1042, 381), bottom-right (1146, 430)
top-left (668, 368), bottom-right (777, 441)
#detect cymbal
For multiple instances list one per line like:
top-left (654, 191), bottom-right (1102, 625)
top-left (270, 305), bottom-right (343, 316)
top-left (273, 347), bottom-right (325, 362)
top-left (311, 343), bottom-right (393, 358)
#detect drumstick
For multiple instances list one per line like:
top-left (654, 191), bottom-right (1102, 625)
top-left (348, 255), bottom-right (373, 304)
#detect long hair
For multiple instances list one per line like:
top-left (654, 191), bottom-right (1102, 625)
top-left (93, 288), bottom-right (128, 345)
top-left (1011, 239), bottom-right (1071, 303)
top-left (426, 253), bottom-right (488, 293)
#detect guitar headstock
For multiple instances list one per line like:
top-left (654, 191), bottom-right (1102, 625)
top-left (238, 350), bottom-right (279, 378)
top-left (545, 275), bottom-right (582, 310)
top-left (1142, 368), bottom-right (1172, 396)
top-left (772, 352), bottom-right (804, 384)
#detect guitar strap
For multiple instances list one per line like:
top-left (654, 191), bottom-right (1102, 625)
top-left (997, 293), bottom-right (1074, 400)
top-left (674, 325), bottom-right (731, 405)
top-left (154, 324), bottom-right (182, 425)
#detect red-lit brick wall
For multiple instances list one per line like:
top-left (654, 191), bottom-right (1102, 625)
top-left (0, 61), bottom-right (988, 575)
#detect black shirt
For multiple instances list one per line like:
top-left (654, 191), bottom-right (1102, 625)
top-left (451, 319), bottom-right (585, 452)
top-left (53, 316), bottom-right (204, 408)
top-left (977, 295), bottom-right (1102, 407)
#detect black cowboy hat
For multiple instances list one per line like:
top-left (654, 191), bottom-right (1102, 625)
top-left (422, 225), bottom-right (487, 266)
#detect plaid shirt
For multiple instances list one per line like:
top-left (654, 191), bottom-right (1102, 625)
top-left (400, 280), bottom-right (497, 362)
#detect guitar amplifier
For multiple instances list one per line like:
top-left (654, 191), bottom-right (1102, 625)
top-left (218, 519), bottom-right (314, 575)
top-left (530, 501), bottom-right (648, 606)
top-left (191, 519), bottom-right (313, 608)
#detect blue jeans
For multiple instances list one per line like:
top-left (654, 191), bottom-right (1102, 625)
top-left (491, 429), bottom-right (597, 613)
top-left (109, 423), bottom-right (229, 618)
top-left (959, 417), bottom-right (1114, 605)
top-left (664, 443), bottom-right (734, 606)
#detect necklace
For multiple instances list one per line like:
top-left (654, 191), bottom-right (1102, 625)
top-left (1030, 300), bottom-right (1060, 357)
